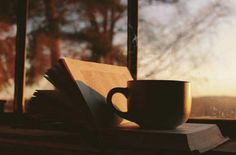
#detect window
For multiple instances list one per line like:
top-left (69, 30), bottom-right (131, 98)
top-left (138, 0), bottom-right (236, 120)
top-left (2, 0), bottom-right (236, 123)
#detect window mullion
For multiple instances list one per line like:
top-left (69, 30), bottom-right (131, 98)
top-left (13, 0), bottom-right (28, 113)
top-left (128, 0), bottom-right (138, 80)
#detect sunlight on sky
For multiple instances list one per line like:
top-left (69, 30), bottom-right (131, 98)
top-left (138, 0), bottom-right (236, 97)
top-left (184, 1), bottom-right (236, 97)
top-left (195, 19), bottom-right (236, 97)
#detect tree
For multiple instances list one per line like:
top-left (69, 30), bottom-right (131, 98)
top-left (0, 0), bottom-right (127, 90)
top-left (27, 0), bottom-right (62, 83)
top-left (27, 0), bottom-right (127, 84)
top-left (61, 0), bottom-right (127, 64)
top-left (0, 1), bottom-right (17, 90)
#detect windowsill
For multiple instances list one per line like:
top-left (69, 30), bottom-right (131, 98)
top-left (0, 124), bottom-right (234, 154)
top-left (0, 113), bottom-right (235, 154)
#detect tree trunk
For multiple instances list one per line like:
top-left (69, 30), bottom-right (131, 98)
top-left (43, 0), bottom-right (61, 65)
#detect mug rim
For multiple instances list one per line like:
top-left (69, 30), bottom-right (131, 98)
top-left (128, 80), bottom-right (189, 83)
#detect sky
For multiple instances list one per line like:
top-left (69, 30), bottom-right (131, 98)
top-left (138, 0), bottom-right (236, 97)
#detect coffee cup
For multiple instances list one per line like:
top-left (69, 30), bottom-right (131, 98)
top-left (107, 80), bottom-right (191, 129)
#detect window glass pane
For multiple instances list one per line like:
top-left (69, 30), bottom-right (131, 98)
top-left (0, 1), bottom-right (17, 112)
top-left (25, 0), bottom-right (127, 107)
top-left (138, 0), bottom-right (236, 119)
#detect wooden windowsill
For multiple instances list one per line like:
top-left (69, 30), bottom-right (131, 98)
top-left (0, 124), bottom-right (234, 155)
top-left (0, 113), bottom-right (235, 154)
top-left (0, 137), bottom-right (234, 155)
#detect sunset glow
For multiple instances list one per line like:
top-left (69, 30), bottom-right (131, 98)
top-left (138, 0), bottom-right (236, 97)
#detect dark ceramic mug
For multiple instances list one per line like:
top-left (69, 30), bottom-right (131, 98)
top-left (107, 80), bottom-right (191, 129)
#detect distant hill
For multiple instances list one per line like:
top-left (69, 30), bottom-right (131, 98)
top-left (191, 96), bottom-right (236, 119)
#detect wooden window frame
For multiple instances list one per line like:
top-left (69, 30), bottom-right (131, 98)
top-left (9, 0), bottom-right (236, 138)
top-left (13, 0), bottom-right (28, 114)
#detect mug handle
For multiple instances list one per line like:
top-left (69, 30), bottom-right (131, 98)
top-left (107, 87), bottom-right (130, 120)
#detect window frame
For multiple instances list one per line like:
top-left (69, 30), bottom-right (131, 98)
top-left (9, 0), bottom-right (236, 138)
top-left (128, 0), bottom-right (138, 80)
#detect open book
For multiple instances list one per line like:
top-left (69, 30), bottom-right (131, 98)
top-left (27, 57), bottom-right (133, 129)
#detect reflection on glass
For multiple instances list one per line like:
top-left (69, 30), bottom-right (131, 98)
top-left (138, 0), bottom-right (236, 119)
top-left (25, 0), bottom-right (127, 108)
top-left (0, 1), bottom-right (17, 112)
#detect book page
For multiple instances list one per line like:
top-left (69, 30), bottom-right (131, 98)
top-left (62, 57), bottom-right (133, 124)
